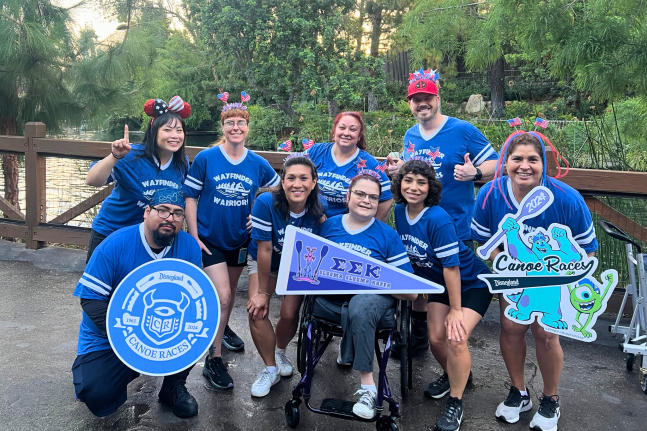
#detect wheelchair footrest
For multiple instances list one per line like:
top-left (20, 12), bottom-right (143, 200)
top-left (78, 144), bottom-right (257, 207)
top-left (320, 398), bottom-right (356, 417)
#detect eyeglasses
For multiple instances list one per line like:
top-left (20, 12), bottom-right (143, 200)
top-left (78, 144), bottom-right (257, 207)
top-left (350, 189), bottom-right (379, 203)
top-left (151, 206), bottom-right (186, 222)
top-left (223, 120), bottom-right (248, 129)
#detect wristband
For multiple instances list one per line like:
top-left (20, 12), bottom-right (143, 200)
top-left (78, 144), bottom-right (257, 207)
top-left (112, 151), bottom-right (125, 160)
top-left (473, 167), bottom-right (482, 181)
top-left (257, 291), bottom-right (271, 297)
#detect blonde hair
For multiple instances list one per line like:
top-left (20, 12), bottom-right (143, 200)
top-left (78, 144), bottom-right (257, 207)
top-left (211, 108), bottom-right (251, 146)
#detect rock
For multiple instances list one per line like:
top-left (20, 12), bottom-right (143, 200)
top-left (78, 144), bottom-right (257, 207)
top-left (464, 94), bottom-right (485, 113)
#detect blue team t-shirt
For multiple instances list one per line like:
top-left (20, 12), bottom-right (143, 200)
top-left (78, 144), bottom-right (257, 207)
top-left (394, 204), bottom-right (489, 291)
top-left (73, 224), bottom-right (202, 356)
top-left (471, 177), bottom-right (598, 254)
top-left (305, 142), bottom-right (392, 218)
top-left (318, 215), bottom-right (413, 273)
top-left (183, 146), bottom-right (280, 250)
top-left (248, 192), bottom-right (327, 271)
top-left (401, 117), bottom-right (498, 240)
top-left (91, 144), bottom-right (188, 236)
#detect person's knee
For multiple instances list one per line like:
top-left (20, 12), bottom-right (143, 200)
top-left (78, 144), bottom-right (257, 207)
top-left (446, 336), bottom-right (468, 355)
top-left (532, 326), bottom-right (560, 350)
top-left (218, 290), bottom-right (232, 310)
top-left (501, 319), bottom-right (527, 340)
top-left (428, 325), bottom-right (446, 347)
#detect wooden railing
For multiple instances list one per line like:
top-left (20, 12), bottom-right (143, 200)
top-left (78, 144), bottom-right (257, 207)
top-left (1, 121), bottom-right (647, 250)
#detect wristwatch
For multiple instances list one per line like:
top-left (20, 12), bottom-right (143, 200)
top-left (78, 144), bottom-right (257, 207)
top-left (473, 167), bottom-right (482, 181)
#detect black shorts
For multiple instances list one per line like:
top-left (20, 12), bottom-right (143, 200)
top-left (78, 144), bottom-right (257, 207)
top-left (199, 235), bottom-right (250, 268)
top-left (462, 239), bottom-right (475, 252)
top-left (427, 287), bottom-right (493, 317)
top-left (86, 229), bottom-right (108, 263)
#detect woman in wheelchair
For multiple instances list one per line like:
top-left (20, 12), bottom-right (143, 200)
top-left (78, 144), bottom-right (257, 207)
top-left (315, 171), bottom-right (417, 420)
top-left (392, 159), bottom-right (492, 431)
top-left (246, 155), bottom-right (326, 397)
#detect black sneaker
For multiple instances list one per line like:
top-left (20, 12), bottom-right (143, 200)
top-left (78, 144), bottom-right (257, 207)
top-left (495, 384), bottom-right (532, 423)
top-left (425, 373), bottom-right (450, 399)
top-left (222, 325), bottom-right (245, 351)
top-left (529, 394), bottom-right (560, 431)
top-left (202, 356), bottom-right (234, 389)
top-left (159, 377), bottom-right (198, 418)
top-left (434, 396), bottom-right (463, 431)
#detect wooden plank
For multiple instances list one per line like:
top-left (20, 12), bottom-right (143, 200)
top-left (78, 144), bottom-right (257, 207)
top-left (32, 225), bottom-right (91, 246)
top-left (0, 195), bottom-right (25, 220)
top-left (25, 124), bottom-right (47, 249)
top-left (49, 185), bottom-right (114, 225)
top-left (0, 136), bottom-right (28, 153)
top-left (0, 220), bottom-right (29, 239)
top-left (585, 197), bottom-right (647, 243)
top-left (32, 138), bottom-right (111, 159)
top-left (560, 168), bottom-right (647, 196)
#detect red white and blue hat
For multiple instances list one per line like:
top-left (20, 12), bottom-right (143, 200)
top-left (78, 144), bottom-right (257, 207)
top-left (407, 68), bottom-right (440, 99)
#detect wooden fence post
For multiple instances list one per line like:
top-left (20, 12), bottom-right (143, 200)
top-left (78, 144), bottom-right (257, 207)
top-left (24, 122), bottom-right (47, 249)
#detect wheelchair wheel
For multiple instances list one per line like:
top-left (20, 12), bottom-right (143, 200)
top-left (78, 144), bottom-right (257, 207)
top-left (642, 375), bottom-right (647, 394)
top-left (399, 302), bottom-right (410, 401)
top-left (285, 400), bottom-right (301, 428)
top-left (627, 353), bottom-right (635, 371)
top-left (376, 416), bottom-right (398, 431)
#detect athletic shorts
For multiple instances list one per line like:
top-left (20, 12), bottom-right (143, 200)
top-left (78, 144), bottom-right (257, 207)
top-left (86, 229), bottom-right (108, 263)
top-left (199, 235), bottom-right (250, 268)
top-left (246, 256), bottom-right (278, 278)
top-left (427, 286), bottom-right (493, 317)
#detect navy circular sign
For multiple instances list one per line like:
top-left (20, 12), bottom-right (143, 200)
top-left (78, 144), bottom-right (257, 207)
top-left (107, 259), bottom-right (219, 376)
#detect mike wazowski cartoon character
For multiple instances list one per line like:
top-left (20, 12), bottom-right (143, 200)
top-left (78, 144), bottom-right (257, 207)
top-left (500, 215), bottom-right (583, 329)
top-left (567, 272), bottom-right (615, 338)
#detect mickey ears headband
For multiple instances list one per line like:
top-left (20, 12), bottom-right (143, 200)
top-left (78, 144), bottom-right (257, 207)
top-left (144, 96), bottom-right (192, 120)
top-left (218, 91), bottom-right (251, 112)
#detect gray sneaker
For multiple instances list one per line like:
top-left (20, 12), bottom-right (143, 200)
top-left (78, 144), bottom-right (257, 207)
top-left (352, 389), bottom-right (378, 419)
top-left (275, 351), bottom-right (293, 377)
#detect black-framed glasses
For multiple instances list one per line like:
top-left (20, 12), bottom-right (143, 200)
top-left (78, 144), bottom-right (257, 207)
top-left (223, 120), bottom-right (248, 128)
top-left (350, 189), bottom-right (379, 203)
top-left (151, 206), bottom-right (186, 222)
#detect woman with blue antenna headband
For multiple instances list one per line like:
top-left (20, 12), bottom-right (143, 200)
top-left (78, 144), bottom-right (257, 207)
top-left (471, 129), bottom-right (598, 431)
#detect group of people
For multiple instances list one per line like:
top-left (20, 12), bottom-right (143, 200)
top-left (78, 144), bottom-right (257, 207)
top-left (71, 71), bottom-right (597, 431)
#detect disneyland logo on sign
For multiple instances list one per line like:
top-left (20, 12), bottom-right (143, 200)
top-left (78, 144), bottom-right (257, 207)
top-left (107, 259), bottom-right (220, 376)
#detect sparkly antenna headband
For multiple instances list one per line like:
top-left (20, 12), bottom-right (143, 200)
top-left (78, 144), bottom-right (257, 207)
top-left (218, 91), bottom-right (251, 112)
top-left (354, 169), bottom-right (382, 181)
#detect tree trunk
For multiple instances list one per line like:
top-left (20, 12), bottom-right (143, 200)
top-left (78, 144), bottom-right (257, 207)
top-left (369, 6), bottom-right (382, 58)
top-left (0, 117), bottom-right (20, 213)
top-left (490, 56), bottom-right (505, 119)
top-left (356, 0), bottom-right (366, 53)
top-left (367, 91), bottom-right (378, 112)
top-left (328, 99), bottom-right (339, 118)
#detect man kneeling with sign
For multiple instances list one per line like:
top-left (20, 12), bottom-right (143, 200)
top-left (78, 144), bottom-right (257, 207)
top-left (72, 188), bottom-right (216, 418)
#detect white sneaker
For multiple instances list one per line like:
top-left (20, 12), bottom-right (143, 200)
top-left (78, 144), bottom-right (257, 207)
top-left (250, 368), bottom-right (280, 397)
top-left (337, 348), bottom-right (352, 366)
top-left (352, 389), bottom-right (378, 419)
top-left (495, 385), bottom-right (533, 423)
top-left (529, 395), bottom-right (560, 431)
top-left (275, 351), bottom-right (293, 377)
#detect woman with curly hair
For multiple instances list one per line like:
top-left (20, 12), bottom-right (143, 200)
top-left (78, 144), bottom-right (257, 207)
top-left (392, 158), bottom-right (492, 431)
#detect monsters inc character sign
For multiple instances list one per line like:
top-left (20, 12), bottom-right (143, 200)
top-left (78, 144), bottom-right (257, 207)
top-left (276, 226), bottom-right (445, 295)
top-left (476, 186), bottom-right (617, 342)
top-left (107, 259), bottom-right (220, 375)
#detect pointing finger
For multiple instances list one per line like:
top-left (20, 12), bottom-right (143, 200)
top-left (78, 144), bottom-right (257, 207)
top-left (124, 125), bottom-right (129, 144)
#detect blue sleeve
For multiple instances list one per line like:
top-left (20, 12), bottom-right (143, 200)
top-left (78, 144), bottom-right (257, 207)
top-left (183, 152), bottom-right (206, 199)
top-left (431, 222), bottom-right (461, 268)
top-left (471, 186), bottom-right (493, 244)
top-left (385, 230), bottom-right (413, 273)
top-left (569, 195), bottom-right (598, 253)
top-left (73, 247), bottom-right (116, 301)
top-left (467, 127), bottom-right (498, 166)
top-left (260, 159), bottom-right (280, 189)
top-left (89, 161), bottom-right (115, 185)
top-left (251, 193), bottom-right (273, 242)
top-left (320, 195), bottom-right (329, 214)
top-left (318, 218), bottom-right (332, 239)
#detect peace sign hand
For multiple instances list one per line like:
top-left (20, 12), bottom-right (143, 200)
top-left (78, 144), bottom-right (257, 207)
top-left (111, 125), bottom-right (132, 160)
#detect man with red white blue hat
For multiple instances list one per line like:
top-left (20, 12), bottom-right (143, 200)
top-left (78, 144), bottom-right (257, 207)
top-left (386, 68), bottom-right (499, 384)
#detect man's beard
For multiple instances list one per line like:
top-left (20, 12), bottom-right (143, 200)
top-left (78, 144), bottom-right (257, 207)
top-left (415, 104), bottom-right (438, 121)
top-left (153, 223), bottom-right (176, 247)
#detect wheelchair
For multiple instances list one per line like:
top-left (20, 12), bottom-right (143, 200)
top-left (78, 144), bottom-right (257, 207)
top-left (284, 295), bottom-right (412, 431)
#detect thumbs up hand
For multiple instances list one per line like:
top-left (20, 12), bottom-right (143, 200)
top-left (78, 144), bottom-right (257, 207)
top-left (453, 153), bottom-right (476, 182)
top-left (111, 125), bottom-right (132, 160)
top-left (386, 155), bottom-right (400, 177)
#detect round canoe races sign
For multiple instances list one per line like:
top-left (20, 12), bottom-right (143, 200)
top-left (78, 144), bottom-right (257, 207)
top-left (107, 259), bottom-right (219, 376)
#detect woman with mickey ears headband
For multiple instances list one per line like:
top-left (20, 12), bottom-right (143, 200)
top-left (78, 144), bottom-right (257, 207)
top-left (304, 111), bottom-right (394, 222)
top-left (246, 154), bottom-right (327, 397)
top-left (85, 96), bottom-right (191, 261)
top-left (471, 130), bottom-right (598, 431)
top-left (183, 91), bottom-right (280, 390)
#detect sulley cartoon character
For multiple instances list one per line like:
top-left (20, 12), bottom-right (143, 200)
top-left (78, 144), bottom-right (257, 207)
top-left (568, 272), bottom-right (614, 338)
top-left (501, 215), bottom-right (583, 329)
